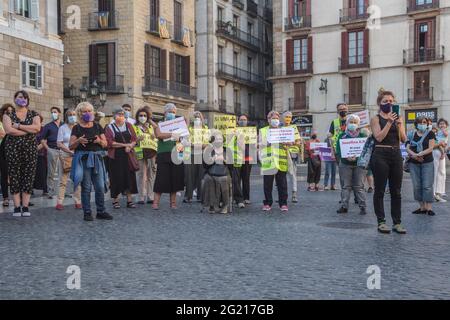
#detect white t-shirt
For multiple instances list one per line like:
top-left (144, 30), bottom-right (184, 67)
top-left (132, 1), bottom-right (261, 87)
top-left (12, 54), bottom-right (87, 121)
top-left (57, 123), bottom-right (73, 148)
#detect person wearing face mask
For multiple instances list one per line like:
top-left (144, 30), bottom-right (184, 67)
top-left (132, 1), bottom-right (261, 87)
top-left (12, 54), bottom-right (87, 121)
top-left (335, 115), bottom-right (368, 215)
top-left (3, 90), bottom-right (41, 217)
top-left (69, 102), bottom-right (109, 221)
top-left (55, 109), bottom-right (81, 210)
top-left (0, 103), bottom-right (14, 207)
top-left (406, 116), bottom-right (436, 216)
top-left (323, 132), bottom-right (337, 191)
top-left (105, 108), bottom-right (139, 209)
top-left (183, 111), bottom-right (208, 203)
top-left (370, 90), bottom-right (407, 234)
top-left (259, 111), bottom-right (289, 212)
top-left (122, 104), bottom-right (136, 125)
top-left (41, 107), bottom-right (62, 199)
top-left (282, 111), bottom-right (303, 203)
top-left (150, 103), bottom-right (185, 210)
top-left (329, 103), bottom-right (349, 150)
top-left (133, 106), bottom-right (158, 205)
top-left (433, 118), bottom-right (448, 202)
top-left (305, 131), bottom-right (322, 192)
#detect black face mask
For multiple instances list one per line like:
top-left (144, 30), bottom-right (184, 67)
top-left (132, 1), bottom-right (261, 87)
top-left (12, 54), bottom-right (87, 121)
top-left (339, 111), bottom-right (348, 118)
top-left (311, 135), bottom-right (317, 140)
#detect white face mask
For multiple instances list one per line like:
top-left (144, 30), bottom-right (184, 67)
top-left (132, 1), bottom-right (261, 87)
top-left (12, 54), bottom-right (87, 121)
top-left (51, 112), bottom-right (59, 121)
top-left (139, 116), bottom-right (147, 124)
top-left (194, 118), bottom-right (202, 126)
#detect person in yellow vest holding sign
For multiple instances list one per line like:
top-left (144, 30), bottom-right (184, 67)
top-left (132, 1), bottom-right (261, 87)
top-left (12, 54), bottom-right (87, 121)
top-left (133, 106), bottom-right (158, 205)
top-left (259, 111), bottom-right (289, 212)
top-left (282, 111), bottom-right (303, 203)
top-left (183, 111), bottom-right (209, 203)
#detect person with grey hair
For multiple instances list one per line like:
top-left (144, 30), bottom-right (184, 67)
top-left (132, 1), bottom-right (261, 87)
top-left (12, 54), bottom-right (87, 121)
top-left (150, 103), bottom-right (185, 209)
top-left (183, 110), bottom-right (208, 203)
top-left (282, 111), bottom-right (302, 203)
top-left (335, 114), bottom-right (368, 215)
top-left (105, 107), bottom-right (138, 209)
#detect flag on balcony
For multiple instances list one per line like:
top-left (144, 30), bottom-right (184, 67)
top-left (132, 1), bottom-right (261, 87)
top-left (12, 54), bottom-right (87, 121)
top-left (182, 27), bottom-right (191, 47)
top-left (159, 17), bottom-right (170, 39)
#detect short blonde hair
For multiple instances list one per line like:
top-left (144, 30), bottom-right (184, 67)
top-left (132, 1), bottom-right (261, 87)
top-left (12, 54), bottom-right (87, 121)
top-left (75, 102), bottom-right (94, 120)
top-left (267, 110), bottom-right (280, 120)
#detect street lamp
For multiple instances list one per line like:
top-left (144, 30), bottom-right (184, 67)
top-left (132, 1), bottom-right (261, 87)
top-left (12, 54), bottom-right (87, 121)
top-left (90, 80), bottom-right (98, 97)
top-left (79, 84), bottom-right (88, 101)
top-left (99, 86), bottom-right (107, 107)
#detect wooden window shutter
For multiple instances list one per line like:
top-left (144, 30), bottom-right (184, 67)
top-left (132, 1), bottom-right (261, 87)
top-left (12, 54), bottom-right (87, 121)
top-left (289, 0), bottom-right (294, 18)
top-left (21, 60), bottom-right (27, 87)
top-left (307, 36), bottom-right (313, 71)
top-left (107, 43), bottom-right (116, 86)
top-left (306, 0), bottom-right (311, 16)
top-left (429, 19), bottom-right (435, 49)
top-left (341, 31), bottom-right (348, 62)
top-left (184, 56), bottom-right (190, 86)
top-left (286, 39), bottom-right (293, 75)
top-left (89, 44), bottom-right (98, 82)
top-left (37, 64), bottom-right (43, 89)
top-left (144, 44), bottom-right (150, 77)
top-left (30, 0), bottom-right (39, 20)
top-left (160, 49), bottom-right (167, 80)
top-left (169, 52), bottom-right (175, 81)
top-left (363, 29), bottom-right (369, 63)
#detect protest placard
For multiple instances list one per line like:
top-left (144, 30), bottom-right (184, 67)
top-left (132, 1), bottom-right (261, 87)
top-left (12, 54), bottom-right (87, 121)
top-left (214, 115), bottom-right (236, 132)
top-left (352, 110), bottom-right (370, 128)
top-left (227, 127), bottom-right (257, 144)
top-left (158, 117), bottom-right (189, 137)
top-left (267, 128), bottom-right (295, 144)
top-left (339, 137), bottom-right (368, 158)
top-left (310, 142), bottom-right (328, 155)
top-left (318, 147), bottom-right (335, 161)
top-left (191, 128), bottom-right (211, 144)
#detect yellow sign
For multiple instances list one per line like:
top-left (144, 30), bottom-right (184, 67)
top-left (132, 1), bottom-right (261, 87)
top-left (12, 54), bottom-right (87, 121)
top-left (214, 115), bottom-right (236, 132)
top-left (408, 113), bottom-right (416, 121)
top-left (191, 128), bottom-right (211, 144)
top-left (140, 133), bottom-right (158, 151)
top-left (226, 127), bottom-right (257, 144)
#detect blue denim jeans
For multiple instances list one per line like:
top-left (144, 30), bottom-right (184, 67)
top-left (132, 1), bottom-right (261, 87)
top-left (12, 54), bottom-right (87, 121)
top-left (81, 158), bottom-right (106, 214)
top-left (324, 161), bottom-right (336, 187)
top-left (409, 161), bottom-right (434, 203)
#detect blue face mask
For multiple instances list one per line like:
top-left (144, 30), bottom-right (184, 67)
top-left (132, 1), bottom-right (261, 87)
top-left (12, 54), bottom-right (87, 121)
top-left (347, 123), bottom-right (358, 132)
top-left (417, 124), bottom-right (427, 132)
top-left (166, 113), bottom-right (176, 121)
top-left (67, 115), bottom-right (77, 124)
top-left (124, 111), bottom-right (131, 119)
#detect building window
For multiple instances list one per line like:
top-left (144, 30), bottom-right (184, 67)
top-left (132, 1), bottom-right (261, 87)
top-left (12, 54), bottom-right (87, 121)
top-left (150, 46), bottom-right (161, 78)
top-left (218, 46), bottom-right (223, 64)
top-left (233, 15), bottom-right (239, 29)
top-left (247, 57), bottom-right (252, 74)
top-left (20, 56), bottom-right (43, 91)
top-left (175, 54), bottom-right (184, 83)
top-left (348, 76), bottom-right (363, 105)
top-left (174, 0), bottom-right (182, 40)
top-left (217, 6), bottom-right (223, 22)
top-left (348, 30), bottom-right (364, 65)
top-left (89, 43), bottom-right (116, 87)
top-left (293, 38), bottom-right (308, 70)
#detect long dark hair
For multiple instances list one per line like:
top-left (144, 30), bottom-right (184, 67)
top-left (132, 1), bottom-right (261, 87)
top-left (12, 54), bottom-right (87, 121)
top-left (14, 90), bottom-right (30, 107)
top-left (0, 103), bottom-right (15, 122)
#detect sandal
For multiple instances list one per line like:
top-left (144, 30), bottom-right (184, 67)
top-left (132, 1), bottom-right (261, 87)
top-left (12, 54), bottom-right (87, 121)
top-left (112, 201), bottom-right (121, 209)
top-left (127, 201), bottom-right (136, 208)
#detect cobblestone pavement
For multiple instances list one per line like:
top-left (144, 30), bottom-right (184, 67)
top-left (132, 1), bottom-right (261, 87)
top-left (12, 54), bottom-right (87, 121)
top-left (0, 166), bottom-right (449, 299)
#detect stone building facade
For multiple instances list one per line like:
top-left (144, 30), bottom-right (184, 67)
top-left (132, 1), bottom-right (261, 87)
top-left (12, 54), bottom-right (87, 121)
top-left (0, 0), bottom-right (64, 120)
top-left (61, 0), bottom-right (196, 119)
top-left (271, 0), bottom-right (450, 139)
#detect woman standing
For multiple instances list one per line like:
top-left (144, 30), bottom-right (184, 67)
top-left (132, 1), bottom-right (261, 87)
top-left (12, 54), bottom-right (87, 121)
top-left (150, 103), bottom-right (185, 210)
top-left (433, 118), bottom-right (448, 202)
top-left (55, 109), bottom-right (81, 210)
top-left (69, 102), bottom-right (110, 221)
top-left (0, 103), bottom-right (14, 207)
top-left (406, 117), bottom-right (435, 216)
top-left (2, 90), bottom-right (41, 217)
top-left (370, 90), bottom-right (407, 234)
top-left (305, 131), bottom-right (322, 192)
top-left (134, 106), bottom-right (158, 205)
top-left (105, 108), bottom-right (138, 209)
top-left (335, 115), bottom-right (367, 215)
top-left (323, 132), bottom-right (337, 191)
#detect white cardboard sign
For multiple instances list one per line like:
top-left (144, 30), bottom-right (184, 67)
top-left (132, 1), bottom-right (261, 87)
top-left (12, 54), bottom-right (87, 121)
top-left (339, 137), bottom-right (368, 158)
top-left (267, 128), bottom-right (295, 144)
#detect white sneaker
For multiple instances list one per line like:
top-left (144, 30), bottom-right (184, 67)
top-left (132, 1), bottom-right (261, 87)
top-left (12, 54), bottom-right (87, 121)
top-left (244, 200), bottom-right (251, 205)
top-left (220, 206), bottom-right (228, 214)
top-left (12, 210), bottom-right (22, 217)
top-left (21, 208), bottom-right (31, 217)
top-left (238, 202), bottom-right (245, 208)
top-left (435, 194), bottom-right (447, 203)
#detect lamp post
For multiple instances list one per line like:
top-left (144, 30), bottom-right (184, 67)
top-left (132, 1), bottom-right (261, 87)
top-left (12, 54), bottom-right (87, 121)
top-left (75, 80), bottom-right (107, 110)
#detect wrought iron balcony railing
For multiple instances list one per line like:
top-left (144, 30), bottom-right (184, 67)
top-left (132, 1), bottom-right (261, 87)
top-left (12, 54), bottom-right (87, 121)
top-left (289, 97), bottom-right (309, 112)
top-left (273, 62), bottom-right (313, 77)
top-left (403, 46), bottom-right (445, 64)
top-left (339, 6), bottom-right (369, 23)
top-left (344, 92), bottom-right (367, 106)
top-left (83, 75), bottom-right (124, 94)
top-left (284, 15), bottom-right (312, 31)
top-left (408, 87), bottom-right (434, 103)
top-left (218, 99), bottom-right (227, 113)
top-left (216, 63), bottom-right (264, 89)
top-left (216, 21), bottom-right (260, 51)
top-left (407, 0), bottom-right (440, 13)
top-left (88, 10), bottom-right (119, 30)
top-left (232, 0), bottom-right (244, 10)
top-left (247, 0), bottom-right (258, 17)
top-left (339, 56), bottom-right (370, 71)
top-left (142, 76), bottom-right (196, 101)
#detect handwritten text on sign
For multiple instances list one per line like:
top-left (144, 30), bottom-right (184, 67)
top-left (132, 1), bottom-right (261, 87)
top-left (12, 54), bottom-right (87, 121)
top-left (226, 127), bottom-right (258, 144)
top-left (339, 138), bottom-right (368, 158)
top-left (158, 117), bottom-right (189, 137)
top-left (214, 115), bottom-right (236, 132)
top-left (267, 128), bottom-right (295, 144)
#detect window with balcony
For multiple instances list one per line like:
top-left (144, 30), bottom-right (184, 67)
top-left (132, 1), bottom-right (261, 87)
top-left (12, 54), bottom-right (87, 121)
top-left (89, 0), bottom-right (118, 30)
top-left (340, 29), bottom-right (369, 70)
top-left (286, 37), bottom-right (313, 74)
top-left (144, 45), bottom-right (166, 93)
top-left (407, 0), bottom-right (439, 13)
top-left (168, 52), bottom-right (194, 99)
top-left (286, 0), bottom-right (311, 30)
top-left (404, 18), bottom-right (443, 64)
top-left (89, 43), bottom-right (123, 93)
top-left (148, 0), bottom-right (159, 33)
top-left (340, 0), bottom-right (369, 23)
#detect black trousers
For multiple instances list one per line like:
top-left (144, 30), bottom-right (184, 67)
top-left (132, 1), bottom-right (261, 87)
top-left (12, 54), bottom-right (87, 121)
top-left (0, 141), bottom-right (8, 199)
top-left (307, 158), bottom-right (321, 184)
top-left (370, 147), bottom-right (403, 225)
top-left (231, 163), bottom-right (252, 203)
top-left (263, 171), bottom-right (288, 207)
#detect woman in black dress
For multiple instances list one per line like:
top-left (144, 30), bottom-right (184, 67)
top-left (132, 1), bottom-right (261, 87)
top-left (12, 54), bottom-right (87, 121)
top-left (105, 108), bottom-right (138, 209)
top-left (2, 90), bottom-right (41, 217)
top-left (0, 103), bottom-right (14, 207)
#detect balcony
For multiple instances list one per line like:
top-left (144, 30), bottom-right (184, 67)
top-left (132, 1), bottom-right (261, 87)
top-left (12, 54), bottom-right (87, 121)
top-left (247, 0), bottom-right (258, 18)
top-left (284, 15), bottom-right (312, 31)
top-left (142, 76), bottom-right (196, 101)
top-left (339, 56), bottom-right (370, 72)
top-left (344, 92), bottom-right (367, 106)
top-left (171, 24), bottom-right (194, 47)
top-left (264, 6), bottom-right (273, 22)
top-left (216, 21), bottom-right (260, 51)
top-left (232, 0), bottom-right (244, 10)
top-left (83, 75), bottom-right (124, 94)
top-left (216, 63), bottom-right (264, 90)
top-left (219, 100), bottom-right (227, 113)
top-left (403, 46), bottom-right (445, 65)
top-left (88, 11), bottom-right (119, 31)
top-left (234, 103), bottom-right (242, 115)
top-left (340, 6), bottom-right (369, 24)
top-left (407, 0), bottom-right (440, 14)
top-left (408, 87), bottom-right (434, 103)
top-left (289, 97), bottom-right (309, 113)
top-left (272, 62), bottom-right (313, 78)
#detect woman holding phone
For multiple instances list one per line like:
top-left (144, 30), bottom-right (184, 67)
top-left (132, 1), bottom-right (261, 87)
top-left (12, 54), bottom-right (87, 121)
top-left (369, 90), bottom-right (407, 234)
